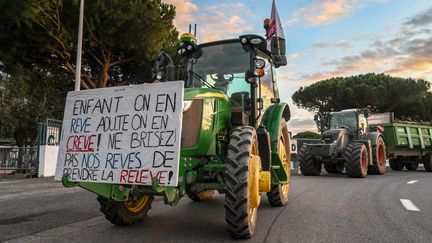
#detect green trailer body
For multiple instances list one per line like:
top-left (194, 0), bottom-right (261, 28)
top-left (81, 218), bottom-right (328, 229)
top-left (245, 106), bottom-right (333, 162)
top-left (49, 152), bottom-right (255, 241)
top-left (370, 123), bottom-right (432, 157)
top-left (368, 112), bottom-right (432, 171)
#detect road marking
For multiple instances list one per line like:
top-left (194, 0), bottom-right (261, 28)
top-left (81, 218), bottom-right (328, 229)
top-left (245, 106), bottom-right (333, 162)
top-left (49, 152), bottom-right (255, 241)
top-left (400, 199), bottom-right (421, 211)
top-left (406, 180), bottom-right (418, 184)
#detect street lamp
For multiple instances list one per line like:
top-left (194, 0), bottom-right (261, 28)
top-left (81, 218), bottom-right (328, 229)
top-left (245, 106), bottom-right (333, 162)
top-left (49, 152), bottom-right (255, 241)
top-left (75, 0), bottom-right (84, 91)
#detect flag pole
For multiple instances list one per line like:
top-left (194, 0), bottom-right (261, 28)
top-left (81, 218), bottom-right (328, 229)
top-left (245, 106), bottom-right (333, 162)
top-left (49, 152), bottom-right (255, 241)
top-left (75, 0), bottom-right (84, 91)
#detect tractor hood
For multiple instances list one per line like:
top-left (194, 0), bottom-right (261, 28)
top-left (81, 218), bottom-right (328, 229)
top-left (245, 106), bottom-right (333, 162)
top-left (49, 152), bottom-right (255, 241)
top-left (184, 88), bottom-right (229, 100)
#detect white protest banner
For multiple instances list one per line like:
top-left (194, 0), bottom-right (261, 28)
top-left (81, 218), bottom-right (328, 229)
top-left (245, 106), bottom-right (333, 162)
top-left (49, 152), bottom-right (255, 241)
top-left (55, 81), bottom-right (184, 186)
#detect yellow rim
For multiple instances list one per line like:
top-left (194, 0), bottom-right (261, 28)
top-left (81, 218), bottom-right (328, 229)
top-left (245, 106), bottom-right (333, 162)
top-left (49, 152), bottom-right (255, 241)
top-left (279, 125), bottom-right (291, 198)
top-left (248, 141), bottom-right (260, 228)
top-left (124, 195), bottom-right (151, 213)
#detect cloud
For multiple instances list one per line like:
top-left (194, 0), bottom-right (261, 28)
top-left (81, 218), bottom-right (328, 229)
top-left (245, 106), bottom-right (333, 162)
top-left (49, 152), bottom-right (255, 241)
top-left (162, 1), bottom-right (255, 42)
top-left (335, 40), bottom-right (351, 49)
top-left (162, 0), bottom-right (198, 31)
top-left (296, 7), bottom-right (432, 83)
top-left (288, 117), bottom-right (317, 135)
top-left (404, 7), bottom-right (432, 27)
top-left (313, 40), bottom-right (351, 50)
top-left (289, 0), bottom-right (386, 26)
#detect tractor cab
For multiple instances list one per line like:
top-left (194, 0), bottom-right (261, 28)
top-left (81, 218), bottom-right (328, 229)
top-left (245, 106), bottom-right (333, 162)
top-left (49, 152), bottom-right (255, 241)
top-left (153, 33), bottom-right (287, 128)
top-left (328, 109), bottom-right (369, 139)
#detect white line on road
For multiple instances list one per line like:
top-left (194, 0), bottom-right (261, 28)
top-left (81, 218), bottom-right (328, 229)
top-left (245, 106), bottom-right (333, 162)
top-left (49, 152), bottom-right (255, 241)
top-left (400, 199), bottom-right (421, 211)
top-left (406, 180), bottom-right (418, 184)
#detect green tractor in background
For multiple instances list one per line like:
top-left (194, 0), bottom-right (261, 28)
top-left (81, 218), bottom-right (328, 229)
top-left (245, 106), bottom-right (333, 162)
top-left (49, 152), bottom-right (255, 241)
top-left (299, 109), bottom-right (387, 178)
top-left (63, 32), bottom-right (291, 238)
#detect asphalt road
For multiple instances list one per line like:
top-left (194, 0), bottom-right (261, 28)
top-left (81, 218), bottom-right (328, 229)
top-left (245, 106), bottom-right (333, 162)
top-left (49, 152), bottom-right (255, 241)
top-left (1, 167), bottom-right (432, 243)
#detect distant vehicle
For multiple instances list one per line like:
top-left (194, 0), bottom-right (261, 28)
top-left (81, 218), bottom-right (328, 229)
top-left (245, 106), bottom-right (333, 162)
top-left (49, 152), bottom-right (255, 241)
top-left (368, 112), bottom-right (432, 172)
top-left (299, 108), bottom-right (386, 178)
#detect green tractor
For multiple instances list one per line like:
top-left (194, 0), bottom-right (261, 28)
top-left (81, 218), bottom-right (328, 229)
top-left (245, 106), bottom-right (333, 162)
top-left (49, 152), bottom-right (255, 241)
top-left (299, 109), bottom-right (387, 178)
top-left (62, 33), bottom-right (291, 238)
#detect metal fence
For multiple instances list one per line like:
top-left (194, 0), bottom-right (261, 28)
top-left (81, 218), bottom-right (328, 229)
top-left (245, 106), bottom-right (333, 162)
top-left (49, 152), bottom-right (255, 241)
top-left (0, 146), bottom-right (38, 175)
top-left (37, 119), bottom-right (63, 146)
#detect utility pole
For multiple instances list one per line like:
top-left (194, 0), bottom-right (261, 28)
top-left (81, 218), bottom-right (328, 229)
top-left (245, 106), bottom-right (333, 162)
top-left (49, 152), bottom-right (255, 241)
top-left (74, 0), bottom-right (84, 91)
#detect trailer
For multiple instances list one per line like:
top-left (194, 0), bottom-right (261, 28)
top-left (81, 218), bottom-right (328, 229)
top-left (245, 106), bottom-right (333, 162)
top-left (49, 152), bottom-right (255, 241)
top-left (368, 112), bottom-right (432, 172)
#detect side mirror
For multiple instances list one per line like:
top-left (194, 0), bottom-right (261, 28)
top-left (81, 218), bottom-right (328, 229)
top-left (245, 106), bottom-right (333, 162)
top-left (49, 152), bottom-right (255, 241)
top-left (271, 36), bottom-right (287, 67)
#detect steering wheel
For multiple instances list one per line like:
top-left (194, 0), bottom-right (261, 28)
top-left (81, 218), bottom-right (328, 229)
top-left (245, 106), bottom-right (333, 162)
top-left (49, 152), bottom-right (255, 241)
top-left (210, 73), bottom-right (234, 82)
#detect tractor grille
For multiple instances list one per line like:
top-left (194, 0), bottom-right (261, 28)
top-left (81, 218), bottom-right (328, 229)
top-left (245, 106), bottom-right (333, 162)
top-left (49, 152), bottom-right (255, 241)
top-left (181, 99), bottom-right (203, 148)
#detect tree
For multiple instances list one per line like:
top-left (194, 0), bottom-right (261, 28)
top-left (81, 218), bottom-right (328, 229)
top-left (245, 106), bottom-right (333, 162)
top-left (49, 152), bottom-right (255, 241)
top-left (292, 73), bottom-right (431, 121)
top-left (0, 67), bottom-right (72, 146)
top-left (0, 0), bottom-right (179, 89)
top-left (293, 131), bottom-right (321, 139)
top-left (0, 0), bottom-right (179, 144)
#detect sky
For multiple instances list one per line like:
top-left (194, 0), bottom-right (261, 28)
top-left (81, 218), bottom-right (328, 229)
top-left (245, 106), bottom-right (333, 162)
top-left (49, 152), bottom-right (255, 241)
top-left (162, 0), bottom-right (432, 134)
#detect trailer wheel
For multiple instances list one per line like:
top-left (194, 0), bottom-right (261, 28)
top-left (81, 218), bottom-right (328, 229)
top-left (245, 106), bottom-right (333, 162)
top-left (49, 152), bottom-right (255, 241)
top-left (405, 161), bottom-right (419, 171)
top-left (343, 143), bottom-right (368, 178)
top-left (267, 119), bottom-right (290, 207)
top-left (324, 163), bottom-right (344, 173)
top-left (225, 126), bottom-right (260, 239)
top-left (299, 146), bottom-right (321, 176)
top-left (97, 195), bottom-right (153, 226)
top-left (423, 154), bottom-right (432, 172)
top-left (187, 190), bottom-right (215, 202)
top-left (368, 137), bottom-right (387, 175)
top-left (389, 158), bottom-right (404, 171)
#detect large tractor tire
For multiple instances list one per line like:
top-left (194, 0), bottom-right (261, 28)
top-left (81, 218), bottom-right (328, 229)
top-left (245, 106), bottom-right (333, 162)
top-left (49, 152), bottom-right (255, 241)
top-left (405, 160), bottom-right (419, 171)
top-left (187, 190), bottom-right (215, 202)
top-left (324, 163), bottom-right (344, 173)
top-left (225, 126), bottom-right (261, 239)
top-left (368, 136), bottom-right (387, 175)
top-left (423, 153), bottom-right (432, 172)
top-left (267, 119), bottom-right (290, 207)
top-left (389, 157), bottom-right (404, 171)
top-left (343, 143), bottom-right (368, 178)
top-left (299, 146), bottom-right (321, 176)
top-left (97, 195), bottom-right (153, 226)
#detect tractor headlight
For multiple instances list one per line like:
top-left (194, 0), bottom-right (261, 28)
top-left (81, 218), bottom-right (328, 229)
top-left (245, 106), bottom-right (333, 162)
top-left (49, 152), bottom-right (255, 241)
top-left (183, 100), bottom-right (193, 112)
top-left (255, 59), bottom-right (266, 69)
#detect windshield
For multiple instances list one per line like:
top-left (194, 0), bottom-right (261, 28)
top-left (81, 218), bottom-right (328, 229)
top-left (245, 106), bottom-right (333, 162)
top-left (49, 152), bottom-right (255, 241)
top-left (187, 41), bottom-right (251, 96)
top-left (329, 112), bottom-right (358, 132)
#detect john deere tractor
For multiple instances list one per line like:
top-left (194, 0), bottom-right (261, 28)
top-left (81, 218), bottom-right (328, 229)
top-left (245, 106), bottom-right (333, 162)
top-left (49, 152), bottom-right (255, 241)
top-left (299, 109), bottom-right (386, 178)
top-left (62, 33), bottom-right (291, 238)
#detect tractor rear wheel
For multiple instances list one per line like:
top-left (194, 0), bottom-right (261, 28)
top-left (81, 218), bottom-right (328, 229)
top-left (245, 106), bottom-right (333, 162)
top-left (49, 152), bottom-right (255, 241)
top-left (368, 137), bottom-right (387, 175)
top-left (389, 157), bottom-right (404, 171)
top-left (187, 190), bottom-right (215, 202)
top-left (267, 119), bottom-right (290, 207)
top-left (299, 146), bottom-right (321, 176)
top-left (405, 161), bottom-right (419, 171)
top-left (423, 154), bottom-right (432, 172)
top-left (224, 126), bottom-right (260, 239)
top-left (97, 195), bottom-right (153, 226)
top-left (324, 163), bottom-right (344, 173)
top-left (343, 143), bottom-right (368, 178)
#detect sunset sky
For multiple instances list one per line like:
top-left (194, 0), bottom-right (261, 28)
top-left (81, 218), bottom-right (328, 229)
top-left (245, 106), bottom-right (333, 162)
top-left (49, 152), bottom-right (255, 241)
top-left (162, 0), bottom-right (432, 134)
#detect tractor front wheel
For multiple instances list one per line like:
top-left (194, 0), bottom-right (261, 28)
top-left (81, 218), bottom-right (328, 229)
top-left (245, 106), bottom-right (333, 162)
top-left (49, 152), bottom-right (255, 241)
top-left (368, 137), bottom-right (387, 175)
top-left (389, 157), bottom-right (404, 171)
top-left (343, 143), bottom-right (368, 178)
top-left (224, 126), bottom-right (260, 239)
top-left (267, 119), bottom-right (290, 207)
top-left (299, 146), bottom-right (321, 176)
top-left (97, 195), bottom-right (153, 226)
